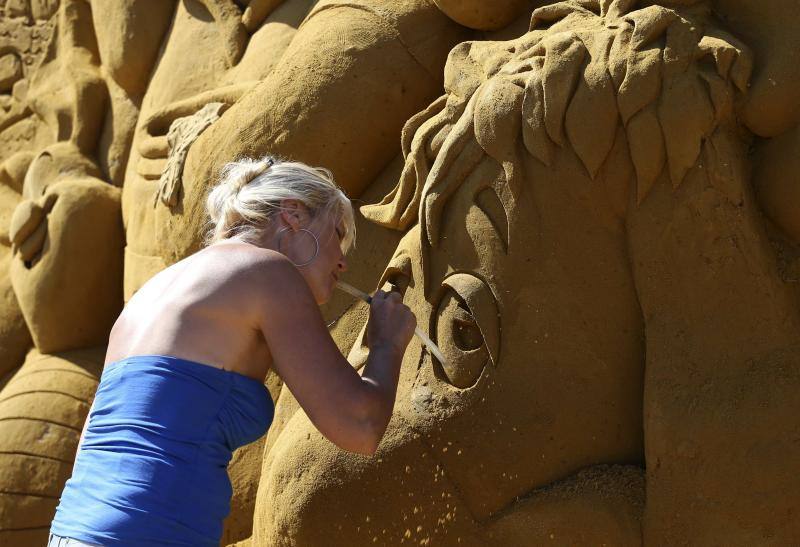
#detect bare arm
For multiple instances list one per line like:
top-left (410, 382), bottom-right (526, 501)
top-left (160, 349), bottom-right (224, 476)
top-left (251, 255), bottom-right (414, 455)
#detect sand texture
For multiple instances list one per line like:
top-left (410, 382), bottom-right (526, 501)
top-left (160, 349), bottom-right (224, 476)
top-left (0, 1), bottom-right (799, 545)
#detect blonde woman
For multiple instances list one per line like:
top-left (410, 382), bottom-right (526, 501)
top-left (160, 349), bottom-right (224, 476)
top-left (48, 157), bottom-right (416, 546)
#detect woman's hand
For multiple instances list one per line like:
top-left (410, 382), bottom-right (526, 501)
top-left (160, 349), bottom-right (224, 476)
top-left (366, 290), bottom-right (416, 356)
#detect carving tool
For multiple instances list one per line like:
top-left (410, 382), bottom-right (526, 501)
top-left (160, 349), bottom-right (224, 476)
top-left (336, 281), bottom-right (448, 368)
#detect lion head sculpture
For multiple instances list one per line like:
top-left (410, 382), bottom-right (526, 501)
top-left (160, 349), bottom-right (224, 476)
top-left (254, 1), bottom-right (771, 545)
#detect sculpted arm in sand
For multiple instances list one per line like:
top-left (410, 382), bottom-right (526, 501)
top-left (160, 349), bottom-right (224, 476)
top-left (158, 0), bottom-right (474, 267)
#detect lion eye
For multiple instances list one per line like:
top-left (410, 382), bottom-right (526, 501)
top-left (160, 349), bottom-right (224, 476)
top-left (451, 302), bottom-right (483, 351)
top-left (432, 274), bottom-right (500, 389)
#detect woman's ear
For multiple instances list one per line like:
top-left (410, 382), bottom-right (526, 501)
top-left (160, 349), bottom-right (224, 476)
top-left (279, 199), bottom-right (306, 231)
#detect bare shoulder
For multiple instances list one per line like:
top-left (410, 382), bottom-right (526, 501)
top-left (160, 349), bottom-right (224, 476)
top-left (208, 242), bottom-right (312, 305)
top-left (232, 245), bottom-right (303, 286)
top-left (204, 241), bottom-right (291, 274)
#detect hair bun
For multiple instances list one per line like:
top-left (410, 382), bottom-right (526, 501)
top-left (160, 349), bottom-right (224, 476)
top-left (233, 157), bottom-right (275, 192)
top-left (206, 155), bottom-right (355, 250)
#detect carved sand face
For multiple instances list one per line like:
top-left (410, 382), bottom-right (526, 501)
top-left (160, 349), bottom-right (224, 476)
top-left (256, 2), bottom-right (760, 542)
top-left (256, 151), bottom-right (646, 543)
top-left (386, 152), bottom-right (647, 519)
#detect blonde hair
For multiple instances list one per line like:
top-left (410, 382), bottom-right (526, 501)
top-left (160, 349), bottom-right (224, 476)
top-left (205, 156), bottom-right (355, 251)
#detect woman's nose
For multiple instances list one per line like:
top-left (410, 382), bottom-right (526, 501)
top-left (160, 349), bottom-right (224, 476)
top-left (338, 255), bottom-right (348, 273)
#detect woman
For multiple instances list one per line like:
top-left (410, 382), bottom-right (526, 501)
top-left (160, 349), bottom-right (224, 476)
top-left (47, 157), bottom-right (416, 546)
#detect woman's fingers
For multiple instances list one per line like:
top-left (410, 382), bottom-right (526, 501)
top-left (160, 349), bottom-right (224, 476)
top-left (368, 288), bottom-right (416, 352)
top-left (372, 289), bottom-right (386, 301)
top-left (372, 290), bottom-right (404, 309)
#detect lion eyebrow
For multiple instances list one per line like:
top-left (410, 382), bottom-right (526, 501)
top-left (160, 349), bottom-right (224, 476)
top-left (475, 185), bottom-right (509, 253)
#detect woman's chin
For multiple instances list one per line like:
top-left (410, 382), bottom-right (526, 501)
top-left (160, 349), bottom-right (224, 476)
top-left (314, 286), bottom-right (333, 306)
top-left (327, 277), bottom-right (339, 301)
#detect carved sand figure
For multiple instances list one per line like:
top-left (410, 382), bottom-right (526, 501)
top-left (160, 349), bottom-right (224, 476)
top-left (0, 0), bottom-right (59, 382)
top-left (0, 2), bottom-right (173, 543)
top-left (252, 1), bottom-right (800, 544)
top-left (0, 2), bottom-right (113, 541)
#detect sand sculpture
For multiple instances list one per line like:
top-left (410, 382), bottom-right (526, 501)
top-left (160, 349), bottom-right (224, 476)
top-left (0, 0), bottom-right (799, 545)
top-left (247, 1), bottom-right (800, 545)
top-left (0, 1), bottom-right (174, 544)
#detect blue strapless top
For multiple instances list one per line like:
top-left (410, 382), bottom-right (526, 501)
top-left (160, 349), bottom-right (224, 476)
top-left (50, 355), bottom-right (274, 546)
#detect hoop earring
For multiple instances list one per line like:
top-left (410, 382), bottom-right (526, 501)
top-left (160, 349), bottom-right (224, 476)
top-left (276, 228), bottom-right (319, 267)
